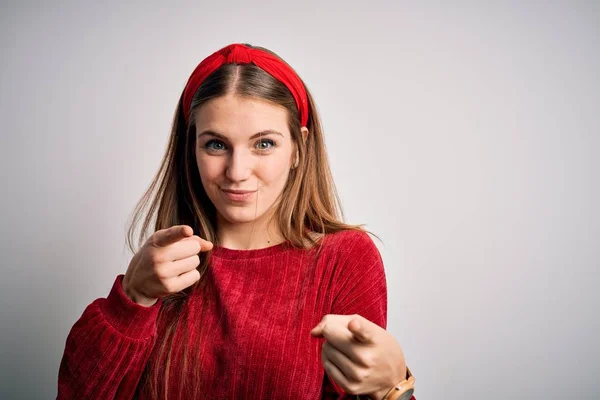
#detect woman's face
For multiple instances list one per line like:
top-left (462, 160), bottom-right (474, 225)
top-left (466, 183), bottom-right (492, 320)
top-left (194, 94), bottom-right (296, 226)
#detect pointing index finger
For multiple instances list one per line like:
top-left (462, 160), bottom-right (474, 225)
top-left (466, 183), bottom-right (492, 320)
top-left (198, 236), bottom-right (214, 252)
top-left (152, 225), bottom-right (193, 247)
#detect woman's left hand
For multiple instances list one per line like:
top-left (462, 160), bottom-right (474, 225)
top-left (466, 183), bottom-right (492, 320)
top-left (311, 314), bottom-right (407, 399)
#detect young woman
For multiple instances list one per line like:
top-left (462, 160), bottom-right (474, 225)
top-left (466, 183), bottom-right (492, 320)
top-left (57, 43), bottom-right (416, 400)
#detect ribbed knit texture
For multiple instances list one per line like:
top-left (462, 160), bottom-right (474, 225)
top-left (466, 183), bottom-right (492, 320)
top-left (57, 230), bottom-right (415, 399)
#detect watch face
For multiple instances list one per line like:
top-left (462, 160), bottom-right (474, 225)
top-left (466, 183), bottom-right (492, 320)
top-left (398, 389), bottom-right (415, 400)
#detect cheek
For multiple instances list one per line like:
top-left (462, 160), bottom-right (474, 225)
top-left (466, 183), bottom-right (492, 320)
top-left (256, 158), bottom-right (291, 188)
top-left (196, 159), bottom-right (222, 191)
top-left (196, 155), bottom-right (222, 181)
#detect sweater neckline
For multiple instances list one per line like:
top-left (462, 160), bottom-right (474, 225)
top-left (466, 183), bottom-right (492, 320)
top-left (210, 240), bottom-right (292, 260)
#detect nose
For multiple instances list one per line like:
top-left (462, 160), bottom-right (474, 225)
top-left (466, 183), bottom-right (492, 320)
top-left (225, 149), bottom-right (254, 183)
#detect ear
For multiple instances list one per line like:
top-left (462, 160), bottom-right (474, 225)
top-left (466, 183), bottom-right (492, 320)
top-left (291, 127), bottom-right (309, 169)
top-left (300, 126), bottom-right (309, 144)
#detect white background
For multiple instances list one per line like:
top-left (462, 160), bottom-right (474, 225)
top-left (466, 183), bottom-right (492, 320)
top-left (1, 1), bottom-right (598, 398)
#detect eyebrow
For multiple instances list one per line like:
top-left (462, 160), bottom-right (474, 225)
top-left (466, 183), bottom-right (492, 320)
top-left (197, 129), bottom-right (284, 140)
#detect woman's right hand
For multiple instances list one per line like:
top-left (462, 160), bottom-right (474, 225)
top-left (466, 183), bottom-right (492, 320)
top-left (121, 225), bottom-right (214, 307)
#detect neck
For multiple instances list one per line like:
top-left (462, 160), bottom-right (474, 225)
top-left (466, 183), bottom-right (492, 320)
top-left (216, 212), bottom-right (285, 250)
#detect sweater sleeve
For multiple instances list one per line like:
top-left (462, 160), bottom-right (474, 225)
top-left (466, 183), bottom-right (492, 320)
top-left (321, 231), bottom-right (416, 400)
top-left (57, 274), bottom-right (162, 399)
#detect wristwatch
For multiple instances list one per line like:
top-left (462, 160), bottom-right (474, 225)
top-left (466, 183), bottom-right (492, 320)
top-left (381, 367), bottom-right (415, 400)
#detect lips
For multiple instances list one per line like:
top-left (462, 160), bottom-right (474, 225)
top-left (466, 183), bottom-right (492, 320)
top-left (220, 188), bottom-right (257, 202)
top-left (221, 189), bottom-right (256, 194)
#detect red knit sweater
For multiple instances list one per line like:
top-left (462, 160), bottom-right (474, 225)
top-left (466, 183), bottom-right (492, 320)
top-left (57, 230), bottom-right (415, 399)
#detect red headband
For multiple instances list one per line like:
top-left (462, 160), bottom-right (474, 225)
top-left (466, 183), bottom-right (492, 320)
top-left (182, 43), bottom-right (309, 127)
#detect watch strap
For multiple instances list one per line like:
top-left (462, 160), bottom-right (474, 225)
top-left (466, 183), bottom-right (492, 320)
top-left (381, 367), bottom-right (415, 400)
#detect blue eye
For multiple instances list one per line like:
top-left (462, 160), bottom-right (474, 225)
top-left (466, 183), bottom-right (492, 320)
top-left (204, 140), bottom-right (226, 151)
top-left (256, 139), bottom-right (275, 150)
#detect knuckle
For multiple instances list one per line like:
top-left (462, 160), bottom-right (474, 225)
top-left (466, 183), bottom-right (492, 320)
top-left (149, 234), bottom-right (161, 247)
top-left (346, 366), bottom-right (360, 382)
top-left (155, 267), bottom-right (169, 280)
top-left (147, 248), bottom-right (162, 263)
top-left (360, 350), bottom-right (375, 367)
top-left (346, 382), bottom-right (361, 394)
top-left (354, 367), bottom-right (369, 382)
top-left (190, 268), bottom-right (201, 281)
top-left (162, 280), bottom-right (177, 293)
top-left (192, 240), bottom-right (202, 253)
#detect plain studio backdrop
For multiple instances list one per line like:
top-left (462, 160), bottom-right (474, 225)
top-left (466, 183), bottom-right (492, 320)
top-left (1, 1), bottom-right (598, 399)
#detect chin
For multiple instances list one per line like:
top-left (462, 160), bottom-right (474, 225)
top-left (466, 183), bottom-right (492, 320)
top-left (217, 207), bottom-right (267, 224)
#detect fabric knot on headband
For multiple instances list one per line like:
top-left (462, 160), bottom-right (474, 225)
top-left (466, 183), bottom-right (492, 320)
top-left (222, 44), bottom-right (252, 63)
top-left (182, 43), bottom-right (309, 127)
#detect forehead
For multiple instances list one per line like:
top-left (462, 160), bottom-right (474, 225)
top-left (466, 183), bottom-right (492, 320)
top-left (193, 95), bottom-right (290, 138)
